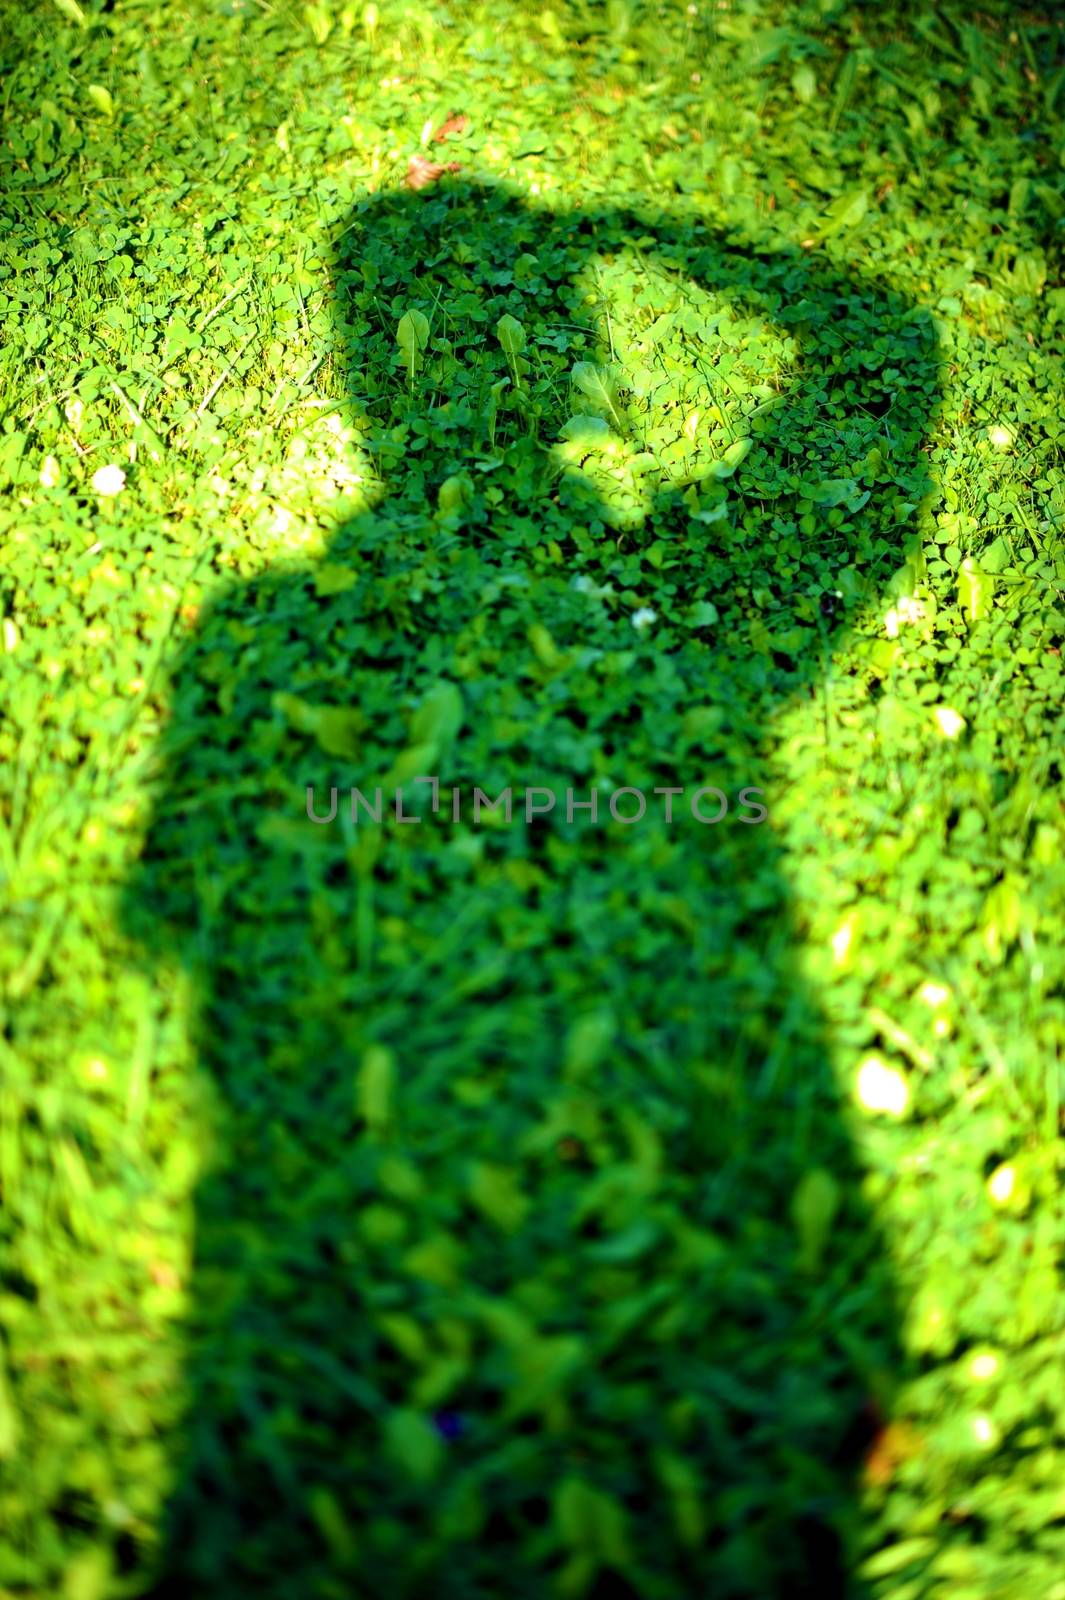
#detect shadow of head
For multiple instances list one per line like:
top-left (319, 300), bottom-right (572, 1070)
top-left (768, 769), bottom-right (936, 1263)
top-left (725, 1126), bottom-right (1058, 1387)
top-left (123, 178), bottom-right (938, 1600)
top-left (332, 175), bottom-right (937, 575)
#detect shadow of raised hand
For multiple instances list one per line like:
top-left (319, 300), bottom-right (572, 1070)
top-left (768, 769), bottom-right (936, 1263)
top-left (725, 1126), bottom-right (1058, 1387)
top-left (123, 179), bottom-right (940, 1600)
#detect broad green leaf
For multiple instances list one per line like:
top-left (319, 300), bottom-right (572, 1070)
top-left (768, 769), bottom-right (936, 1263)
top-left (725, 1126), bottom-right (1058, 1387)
top-left (61, 1548), bottom-right (110, 1600)
top-left (410, 680), bottom-right (463, 749)
top-left (514, 128), bottom-right (549, 157)
top-left (313, 563), bottom-right (358, 598)
top-left (813, 188), bottom-right (868, 240)
top-left (313, 707), bottom-right (368, 759)
top-left (957, 557), bottom-right (994, 624)
top-left (504, 1333), bottom-right (585, 1419)
top-left (804, 475), bottom-right (861, 507)
top-left (982, 876), bottom-right (1024, 963)
top-left (303, 2), bottom-right (332, 43)
top-left (685, 599), bottom-right (720, 627)
top-left (437, 472), bottom-right (472, 516)
top-left (384, 1408), bottom-right (443, 1484)
top-left (86, 85), bottom-right (114, 120)
top-left (52, 0), bottom-right (87, 26)
top-left (377, 1312), bottom-right (430, 1363)
top-left (356, 1044), bottom-right (393, 1131)
top-left (306, 1486), bottom-right (356, 1562)
top-left (791, 63), bottom-right (817, 103)
top-left (0, 1348), bottom-right (19, 1459)
top-left (978, 534), bottom-right (1011, 574)
top-left (570, 362), bottom-right (623, 426)
top-left (708, 436), bottom-right (752, 479)
top-left (468, 1162), bottom-right (530, 1232)
top-left (382, 741), bottom-right (439, 790)
top-left (528, 621), bottom-right (565, 669)
top-left (791, 1167), bottom-right (840, 1272)
top-left (859, 1538), bottom-right (936, 1580)
top-left (564, 1010), bottom-right (615, 1078)
top-left (496, 314), bottom-right (526, 357)
top-left (555, 1477), bottom-right (630, 1564)
top-left (396, 308), bottom-right (430, 378)
top-left (558, 414), bottom-right (611, 446)
top-left (273, 693), bottom-right (365, 758)
top-left (654, 1449), bottom-right (705, 1547)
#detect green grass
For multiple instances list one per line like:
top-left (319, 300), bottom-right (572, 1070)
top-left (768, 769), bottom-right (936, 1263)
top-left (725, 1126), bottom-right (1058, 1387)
top-left (0, 1), bottom-right (1063, 1597)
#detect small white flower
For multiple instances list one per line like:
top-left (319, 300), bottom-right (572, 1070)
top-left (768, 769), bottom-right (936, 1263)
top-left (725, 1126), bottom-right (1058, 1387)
top-left (987, 1163), bottom-right (1015, 1205)
top-left (884, 606), bottom-right (900, 638)
top-left (831, 912), bottom-right (857, 967)
top-left (988, 425), bottom-right (1013, 449)
top-left (2, 617), bottom-right (19, 653)
top-left (918, 981), bottom-right (951, 1009)
top-left (971, 1413), bottom-right (999, 1448)
top-left (40, 454), bottom-right (61, 488)
top-left (855, 1055), bottom-right (910, 1118)
top-left (91, 464), bottom-right (126, 496)
top-left (932, 706), bottom-right (966, 739)
top-left (968, 1351), bottom-right (1000, 1382)
top-left (630, 607), bottom-right (657, 633)
top-left (897, 595), bottom-right (925, 624)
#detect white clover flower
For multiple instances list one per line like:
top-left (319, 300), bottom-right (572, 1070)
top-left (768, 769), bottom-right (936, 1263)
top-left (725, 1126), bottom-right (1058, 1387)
top-left (988, 425), bottom-right (1013, 449)
top-left (968, 1351), bottom-right (1000, 1382)
top-left (855, 1055), bottom-right (910, 1118)
top-left (971, 1414), bottom-right (999, 1449)
top-left (630, 607), bottom-right (657, 633)
top-left (91, 464), bottom-right (126, 496)
top-left (987, 1163), bottom-right (1015, 1205)
top-left (932, 706), bottom-right (966, 739)
top-left (918, 981), bottom-right (951, 1009)
top-left (572, 575), bottom-right (614, 600)
top-left (831, 912), bottom-right (857, 967)
top-left (886, 595), bottom-right (926, 638)
top-left (40, 454), bottom-right (61, 488)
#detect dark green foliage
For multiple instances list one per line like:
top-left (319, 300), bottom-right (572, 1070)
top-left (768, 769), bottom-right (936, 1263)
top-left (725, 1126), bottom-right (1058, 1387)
top-left (118, 182), bottom-right (937, 1596)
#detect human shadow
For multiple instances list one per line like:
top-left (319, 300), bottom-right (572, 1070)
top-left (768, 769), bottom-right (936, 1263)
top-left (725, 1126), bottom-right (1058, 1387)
top-left (122, 179), bottom-right (940, 1599)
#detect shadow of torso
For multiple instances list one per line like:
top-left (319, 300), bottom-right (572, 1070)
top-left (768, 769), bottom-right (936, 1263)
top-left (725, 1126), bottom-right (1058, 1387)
top-left (123, 182), bottom-right (939, 1600)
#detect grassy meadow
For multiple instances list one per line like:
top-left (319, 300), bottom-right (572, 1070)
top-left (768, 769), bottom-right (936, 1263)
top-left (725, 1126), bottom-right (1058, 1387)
top-left (0, 1), bottom-right (1063, 1596)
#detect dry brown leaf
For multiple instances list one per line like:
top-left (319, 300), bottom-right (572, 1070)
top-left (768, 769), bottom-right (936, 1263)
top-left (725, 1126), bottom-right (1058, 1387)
top-left (863, 1420), bottom-right (923, 1489)
top-left (432, 112), bottom-right (469, 143)
top-left (405, 154), bottom-right (461, 191)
